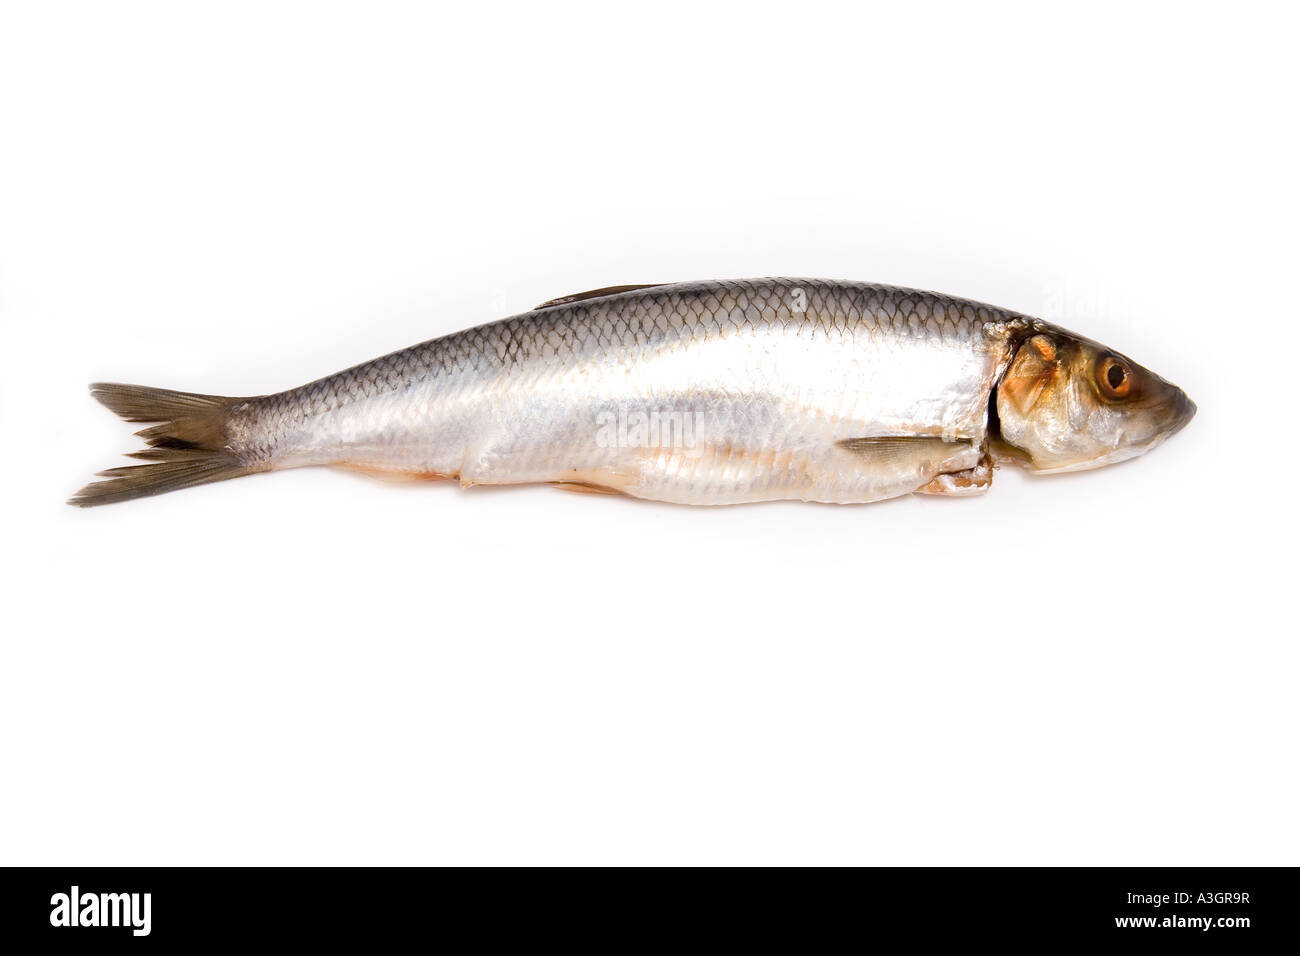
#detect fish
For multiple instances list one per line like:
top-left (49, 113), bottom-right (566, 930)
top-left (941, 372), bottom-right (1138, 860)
top-left (69, 278), bottom-right (1196, 507)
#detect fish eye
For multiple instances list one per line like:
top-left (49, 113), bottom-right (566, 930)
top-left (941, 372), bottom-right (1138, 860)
top-left (1096, 356), bottom-right (1131, 399)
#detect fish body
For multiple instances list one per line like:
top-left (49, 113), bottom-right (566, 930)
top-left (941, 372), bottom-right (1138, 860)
top-left (71, 279), bottom-right (1195, 507)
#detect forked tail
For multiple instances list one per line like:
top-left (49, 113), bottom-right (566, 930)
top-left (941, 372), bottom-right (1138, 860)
top-left (69, 384), bottom-right (253, 507)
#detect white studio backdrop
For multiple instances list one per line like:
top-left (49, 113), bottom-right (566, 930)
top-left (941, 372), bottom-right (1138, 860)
top-left (0, 1), bottom-right (1295, 865)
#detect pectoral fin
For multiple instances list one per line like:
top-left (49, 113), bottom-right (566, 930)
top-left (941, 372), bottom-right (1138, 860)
top-left (835, 436), bottom-right (976, 472)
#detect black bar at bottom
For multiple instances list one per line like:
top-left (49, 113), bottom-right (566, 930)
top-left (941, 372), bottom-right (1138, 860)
top-left (0, 866), bottom-right (1293, 945)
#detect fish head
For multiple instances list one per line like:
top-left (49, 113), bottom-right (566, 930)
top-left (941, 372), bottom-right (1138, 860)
top-left (993, 329), bottom-right (1195, 473)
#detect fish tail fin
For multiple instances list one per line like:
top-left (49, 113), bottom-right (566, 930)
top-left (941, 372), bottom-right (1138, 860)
top-left (69, 383), bottom-right (255, 507)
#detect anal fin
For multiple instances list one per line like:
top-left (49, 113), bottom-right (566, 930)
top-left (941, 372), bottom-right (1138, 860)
top-left (335, 462), bottom-right (454, 483)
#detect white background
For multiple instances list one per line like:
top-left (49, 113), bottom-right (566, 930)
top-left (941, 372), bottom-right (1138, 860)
top-left (1, 1), bottom-right (1295, 865)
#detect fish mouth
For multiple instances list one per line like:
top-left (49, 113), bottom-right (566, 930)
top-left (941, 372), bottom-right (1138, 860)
top-left (1165, 390), bottom-right (1197, 438)
top-left (1128, 387), bottom-right (1196, 460)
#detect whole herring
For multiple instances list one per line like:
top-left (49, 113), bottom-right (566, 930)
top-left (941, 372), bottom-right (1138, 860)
top-left (71, 279), bottom-right (1195, 507)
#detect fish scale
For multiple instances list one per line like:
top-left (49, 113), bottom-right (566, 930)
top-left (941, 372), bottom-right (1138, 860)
top-left (212, 280), bottom-right (1021, 503)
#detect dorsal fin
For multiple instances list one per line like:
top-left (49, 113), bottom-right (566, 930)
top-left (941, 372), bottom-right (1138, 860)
top-left (533, 283), bottom-right (667, 310)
